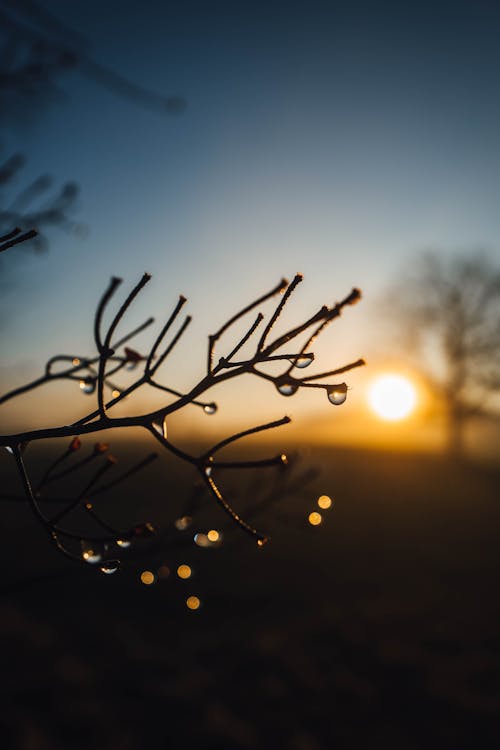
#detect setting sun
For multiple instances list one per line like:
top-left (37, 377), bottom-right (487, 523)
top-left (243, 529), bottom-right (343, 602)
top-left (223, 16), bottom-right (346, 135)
top-left (368, 374), bottom-right (417, 422)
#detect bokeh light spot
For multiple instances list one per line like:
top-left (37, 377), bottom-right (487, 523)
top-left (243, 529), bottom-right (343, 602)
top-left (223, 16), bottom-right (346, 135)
top-left (317, 495), bottom-right (332, 509)
top-left (177, 564), bottom-right (192, 579)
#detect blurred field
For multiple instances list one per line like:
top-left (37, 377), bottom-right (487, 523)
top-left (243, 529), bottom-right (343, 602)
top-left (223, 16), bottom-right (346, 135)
top-left (1, 445), bottom-right (500, 749)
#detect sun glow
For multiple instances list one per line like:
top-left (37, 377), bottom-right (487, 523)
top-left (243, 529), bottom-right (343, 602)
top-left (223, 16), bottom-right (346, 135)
top-left (368, 374), bottom-right (417, 422)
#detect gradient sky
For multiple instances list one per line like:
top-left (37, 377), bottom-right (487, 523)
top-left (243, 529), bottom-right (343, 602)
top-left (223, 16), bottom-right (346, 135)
top-left (2, 0), bottom-right (500, 444)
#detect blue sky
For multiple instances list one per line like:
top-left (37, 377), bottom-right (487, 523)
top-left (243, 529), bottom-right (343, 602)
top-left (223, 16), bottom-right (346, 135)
top-left (2, 0), bottom-right (500, 437)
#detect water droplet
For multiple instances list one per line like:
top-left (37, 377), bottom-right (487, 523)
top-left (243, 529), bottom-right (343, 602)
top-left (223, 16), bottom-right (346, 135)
top-left (100, 560), bottom-right (120, 574)
top-left (204, 456), bottom-right (214, 477)
top-left (116, 538), bottom-right (131, 549)
top-left (152, 417), bottom-right (168, 440)
top-left (194, 532), bottom-right (210, 547)
top-left (289, 354), bottom-right (313, 369)
top-left (326, 383), bottom-right (348, 405)
top-left (82, 545), bottom-right (102, 564)
top-left (277, 382), bottom-right (298, 397)
top-left (72, 357), bottom-right (81, 366)
top-left (203, 402), bottom-right (217, 415)
top-left (174, 515), bottom-right (193, 531)
top-left (111, 389), bottom-right (121, 399)
top-left (79, 377), bottom-right (96, 395)
top-left (207, 529), bottom-right (220, 543)
top-left (186, 595), bottom-right (201, 610)
top-left (3, 446), bottom-right (14, 455)
top-left (280, 453), bottom-right (288, 466)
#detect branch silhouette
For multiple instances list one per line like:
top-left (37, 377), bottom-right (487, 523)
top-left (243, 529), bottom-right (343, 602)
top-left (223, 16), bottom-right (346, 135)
top-left (1, 258), bottom-right (364, 573)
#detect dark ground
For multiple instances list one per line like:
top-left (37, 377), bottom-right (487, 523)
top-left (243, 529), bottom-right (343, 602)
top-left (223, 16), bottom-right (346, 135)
top-left (1, 444), bottom-right (500, 749)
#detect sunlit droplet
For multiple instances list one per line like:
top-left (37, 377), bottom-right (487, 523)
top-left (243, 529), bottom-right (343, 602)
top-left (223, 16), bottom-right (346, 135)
top-left (111, 389), bottom-right (121, 399)
top-left (152, 417), bottom-right (168, 440)
top-left (205, 466), bottom-right (212, 477)
top-left (186, 595), bottom-right (201, 611)
top-left (277, 382), bottom-right (299, 397)
top-left (207, 529), bottom-right (220, 543)
top-left (326, 383), bottom-right (348, 405)
top-left (3, 446), bottom-right (14, 455)
top-left (317, 495), bottom-right (332, 510)
top-left (140, 570), bottom-right (155, 585)
top-left (280, 453), bottom-right (288, 466)
top-left (72, 357), bottom-right (81, 366)
top-left (203, 402), bottom-right (217, 415)
top-left (177, 564), bottom-right (192, 579)
top-left (290, 354), bottom-right (313, 369)
top-left (79, 378), bottom-right (96, 395)
top-left (308, 511), bottom-right (322, 526)
top-left (82, 544), bottom-right (102, 564)
top-left (257, 537), bottom-right (269, 547)
top-left (100, 560), bottom-right (120, 575)
top-left (116, 538), bottom-right (131, 549)
top-left (174, 515), bottom-right (193, 531)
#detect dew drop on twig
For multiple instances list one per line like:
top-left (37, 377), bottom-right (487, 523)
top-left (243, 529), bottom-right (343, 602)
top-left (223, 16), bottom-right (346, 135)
top-left (79, 378), bottom-right (96, 395)
top-left (203, 402), bottom-right (217, 415)
top-left (100, 560), bottom-right (120, 575)
top-left (289, 355), bottom-right (313, 369)
top-left (116, 538), bottom-right (131, 549)
top-left (81, 544), bottom-right (102, 564)
top-left (326, 383), bottom-right (348, 405)
top-left (152, 416), bottom-right (168, 439)
top-left (204, 456), bottom-right (214, 477)
top-left (277, 382), bottom-right (299, 397)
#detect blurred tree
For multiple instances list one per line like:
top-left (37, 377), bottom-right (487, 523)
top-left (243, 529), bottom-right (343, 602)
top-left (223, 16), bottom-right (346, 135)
top-left (392, 252), bottom-right (500, 458)
top-left (0, 0), bottom-right (184, 253)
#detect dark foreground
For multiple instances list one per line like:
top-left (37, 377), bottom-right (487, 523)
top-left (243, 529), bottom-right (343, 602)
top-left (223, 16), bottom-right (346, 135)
top-left (1, 445), bottom-right (500, 749)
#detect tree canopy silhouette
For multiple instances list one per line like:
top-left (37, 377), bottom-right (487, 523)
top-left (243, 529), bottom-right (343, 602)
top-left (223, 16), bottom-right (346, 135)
top-left (392, 251), bottom-right (500, 457)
